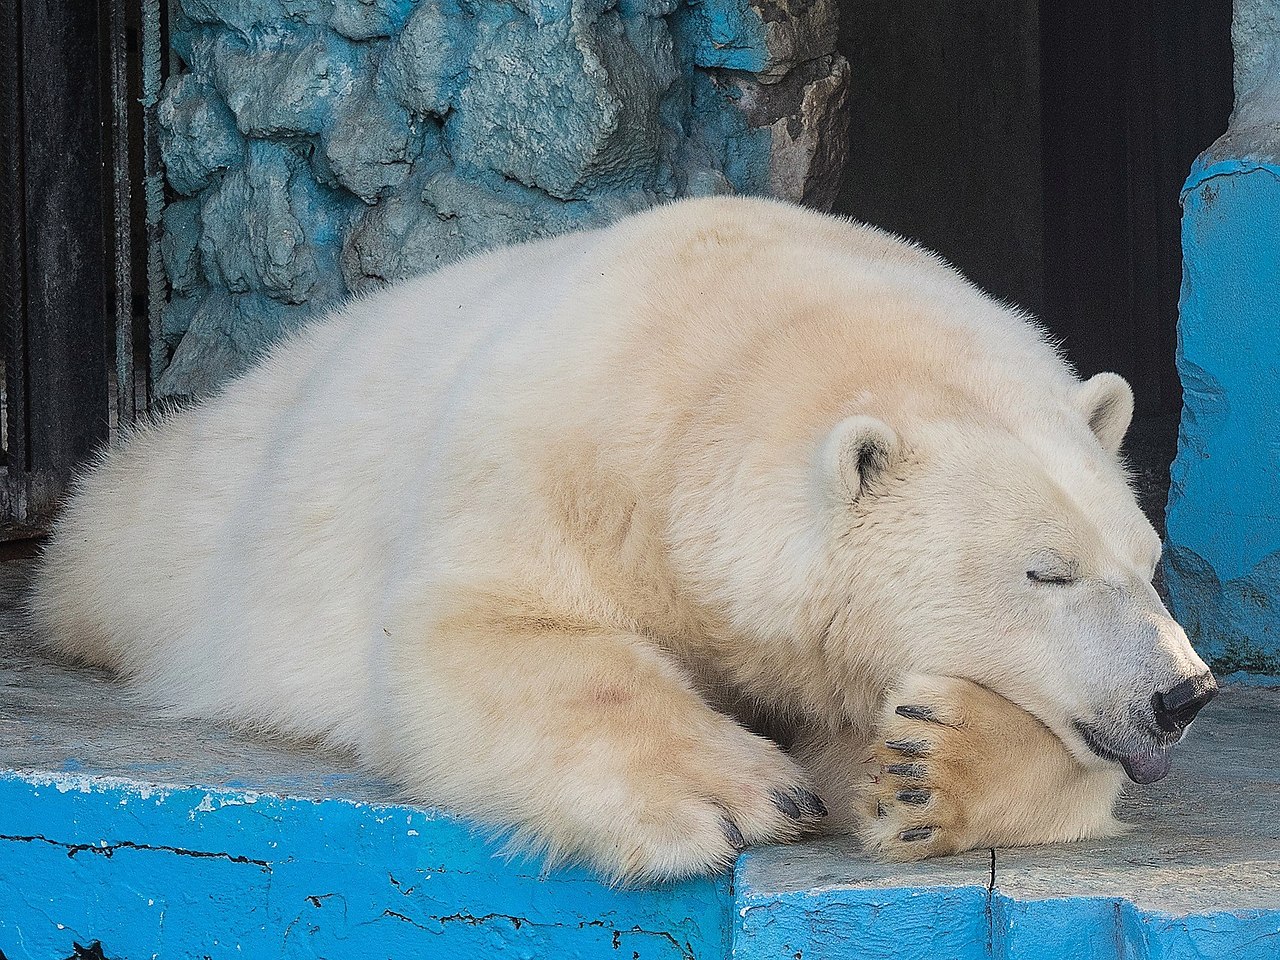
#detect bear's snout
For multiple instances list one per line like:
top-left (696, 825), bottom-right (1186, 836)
top-left (1073, 666), bottom-right (1218, 785)
top-left (1153, 670), bottom-right (1218, 734)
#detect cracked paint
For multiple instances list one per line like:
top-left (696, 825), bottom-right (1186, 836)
top-left (0, 770), bottom-right (732, 959)
top-left (6, 758), bottom-right (1280, 959)
top-left (0, 833), bottom-right (272, 870)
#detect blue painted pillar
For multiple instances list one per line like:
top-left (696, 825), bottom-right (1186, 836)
top-left (1165, 96), bottom-right (1280, 678)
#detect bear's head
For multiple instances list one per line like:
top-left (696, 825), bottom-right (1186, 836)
top-left (807, 371), bottom-right (1214, 784)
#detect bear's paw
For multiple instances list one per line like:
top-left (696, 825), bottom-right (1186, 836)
top-left (858, 674), bottom-right (1118, 861)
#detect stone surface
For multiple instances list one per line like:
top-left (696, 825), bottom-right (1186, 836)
top-left (154, 0), bottom-right (852, 399)
top-left (329, 0), bottom-right (418, 40)
top-left (154, 292), bottom-right (321, 399)
top-left (159, 198), bottom-right (204, 297)
top-left (735, 686), bottom-right (1280, 958)
top-left (197, 141), bottom-right (351, 306)
top-left (339, 174), bottom-right (467, 295)
top-left (156, 74), bottom-right (244, 195)
top-left (447, 9), bottom-right (664, 199)
top-left (207, 27), bottom-right (361, 138)
top-left (380, 1), bottom-right (470, 116)
top-left (681, 0), bottom-right (838, 77)
top-left (336, 164), bottom-right (640, 294)
top-left (734, 53), bottom-right (852, 208)
top-left (2, 542), bottom-right (1277, 958)
top-left (1164, 76), bottom-right (1280, 679)
top-left (757, 0), bottom-right (840, 78)
top-left (1233, 0), bottom-right (1280, 102)
top-left (178, 0), bottom-right (332, 33)
top-left (320, 76), bottom-right (422, 202)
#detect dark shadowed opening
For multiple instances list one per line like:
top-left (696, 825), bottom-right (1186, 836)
top-left (834, 0), bottom-right (1235, 533)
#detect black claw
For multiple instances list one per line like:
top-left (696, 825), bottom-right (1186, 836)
top-left (885, 739), bottom-right (930, 757)
top-left (895, 704), bottom-right (941, 723)
top-left (796, 789), bottom-right (828, 818)
top-left (722, 818), bottom-right (746, 851)
top-left (899, 826), bottom-right (935, 842)
top-left (772, 790), bottom-right (803, 820)
top-left (896, 789), bottom-right (931, 806)
top-left (884, 762), bottom-right (926, 779)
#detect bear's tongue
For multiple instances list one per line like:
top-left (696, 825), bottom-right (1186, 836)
top-left (1120, 746), bottom-right (1173, 784)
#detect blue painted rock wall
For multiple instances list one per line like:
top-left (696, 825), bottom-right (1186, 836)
top-left (154, 0), bottom-right (849, 399)
top-left (1165, 73), bottom-right (1280, 679)
top-left (1232, 0), bottom-right (1280, 102)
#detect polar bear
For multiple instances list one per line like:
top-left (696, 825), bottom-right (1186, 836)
top-left (30, 197), bottom-right (1217, 881)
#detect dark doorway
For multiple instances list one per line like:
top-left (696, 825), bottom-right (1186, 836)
top-left (1039, 0), bottom-right (1235, 418)
top-left (834, 0), bottom-right (1235, 528)
top-left (835, 1), bottom-right (1046, 317)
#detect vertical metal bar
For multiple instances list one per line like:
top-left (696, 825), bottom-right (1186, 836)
top-left (110, 0), bottom-right (137, 429)
top-left (9, 0), bottom-right (111, 532)
top-left (0, 0), bottom-right (31, 527)
top-left (0, 0), bottom-right (154, 535)
top-left (143, 0), bottom-right (168, 405)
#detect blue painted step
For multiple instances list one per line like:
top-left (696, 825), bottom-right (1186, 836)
top-left (2, 577), bottom-right (1278, 958)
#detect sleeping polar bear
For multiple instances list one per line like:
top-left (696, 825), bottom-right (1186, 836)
top-left (31, 196), bottom-right (1217, 881)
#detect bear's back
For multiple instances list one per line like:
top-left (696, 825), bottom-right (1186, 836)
top-left (28, 197), bottom-right (1074, 755)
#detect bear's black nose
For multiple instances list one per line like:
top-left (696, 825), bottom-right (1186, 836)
top-left (1153, 670), bottom-right (1219, 733)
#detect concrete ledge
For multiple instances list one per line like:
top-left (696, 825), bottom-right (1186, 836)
top-left (2, 558), bottom-right (1278, 958)
top-left (737, 683), bottom-right (1280, 958)
top-left (0, 609), bottom-right (730, 960)
top-left (0, 773), bottom-right (731, 959)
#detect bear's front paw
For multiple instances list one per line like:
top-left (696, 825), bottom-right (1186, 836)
top-left (859, 675), bottom-right (1124, 862)
top-left (576, 719), bottom-right (829, 880)
top-left (861, 676), bottom-right (980, 861)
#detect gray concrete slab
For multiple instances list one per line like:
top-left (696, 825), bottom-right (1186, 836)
top-left (721, 689), bottom-right (1280, 915)
top-left (995, 686), bottom-right (1280, 914)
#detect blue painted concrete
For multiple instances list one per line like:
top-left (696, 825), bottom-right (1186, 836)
top-left (10, 769), bottom-right (1274, 960)
top-left (0, 771), bottom-right (732, 959)
top-left (735, 880), bottom-right (992, 959)
top-left (992, 895), bottom-right (1280, 960)
top-left (1165, 150), bottom-right (1280, 677)
top-left (734, 874), bottom-right (1280, 960)
top-left (679, 0), bottom-right (768, 73)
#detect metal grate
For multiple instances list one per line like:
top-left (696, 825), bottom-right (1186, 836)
top-left (0, 0), bottom-right (163, 538)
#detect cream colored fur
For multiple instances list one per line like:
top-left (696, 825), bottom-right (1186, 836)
top-left (30, 197), bottom-right (1208, 880)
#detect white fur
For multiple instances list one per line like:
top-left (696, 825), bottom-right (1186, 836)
top-left (30, 197), bottom-right (1208, 879)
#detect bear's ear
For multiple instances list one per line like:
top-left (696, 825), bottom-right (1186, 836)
top-left (820, 415), bottom-right (899, 502)
top-left (1075, 372), bottom-right (1134, 454)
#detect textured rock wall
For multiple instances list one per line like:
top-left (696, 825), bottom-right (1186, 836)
top-left (1233, 0), bottom-right (1280, 101)
top-left (155, 0), bottom-right (850, 398)
top-left (1165, 5), bottom-right (1280, 679)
